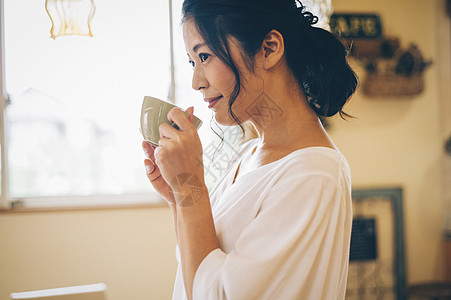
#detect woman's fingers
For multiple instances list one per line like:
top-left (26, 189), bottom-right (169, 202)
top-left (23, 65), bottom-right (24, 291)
top-left (142, 141), bottom-right (177, 205)
top-left (167, 108), bottom-right (194, 132)
top-left (142, 141), bottom-right (162, 181)
top-left (159, 107), bottom-right (196, 143)
top-left (185, 106), bottom-right (194, 123)
top-left (159, 123), bottom-right (179, 141)
top-left (144, 158), bottom-right (162, 182)
top-left (144, 158), bottom-right (155, 174)
top-left (142, 141), bottom-right (156, 159)
top-left (158, 107), bottom-right (196, 151)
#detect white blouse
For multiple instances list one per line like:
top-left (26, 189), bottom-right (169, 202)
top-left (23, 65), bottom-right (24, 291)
top-left (173, 139), bottom-right (352, 300)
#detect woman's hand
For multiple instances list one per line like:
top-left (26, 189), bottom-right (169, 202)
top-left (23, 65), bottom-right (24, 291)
top-left (143, 106), bottom-right (205, 206)
top-left (155, 107), bottom-right (205, 205)
top-left (142, 141), bottom-right (175, 205)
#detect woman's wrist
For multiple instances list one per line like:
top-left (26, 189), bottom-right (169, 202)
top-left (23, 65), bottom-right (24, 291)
top-left (171, 183), bottom-right (207, 208)
top-left (167, 173), bottom-right (207, 208)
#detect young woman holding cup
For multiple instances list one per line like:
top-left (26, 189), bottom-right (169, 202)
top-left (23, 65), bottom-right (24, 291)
top-left (142, 0), bottom-right (358, 299)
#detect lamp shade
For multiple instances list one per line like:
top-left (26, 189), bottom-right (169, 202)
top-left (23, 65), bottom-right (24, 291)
top-left (45, 0), bottom-right (96, 39)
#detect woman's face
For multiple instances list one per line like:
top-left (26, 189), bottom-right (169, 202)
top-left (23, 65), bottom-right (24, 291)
top-left (183, 19), bottom-right (262, 126)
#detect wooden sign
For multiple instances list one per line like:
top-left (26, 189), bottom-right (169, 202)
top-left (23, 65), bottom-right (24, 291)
top-left (329, 14), bottom-right (382, 39)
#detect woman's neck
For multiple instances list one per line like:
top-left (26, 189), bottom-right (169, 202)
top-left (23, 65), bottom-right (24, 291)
top-left (248, 75), bottom-right (336, 152)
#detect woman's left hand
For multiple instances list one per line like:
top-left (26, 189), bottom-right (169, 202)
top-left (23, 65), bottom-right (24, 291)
top-left (154, 106), bottom-right (205, 202)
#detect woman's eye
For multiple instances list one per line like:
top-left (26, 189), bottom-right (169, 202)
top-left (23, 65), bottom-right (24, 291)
top-left (188, 53), bottom-right (210, 68)
top-left (199, 53), bottom-right (210, 62)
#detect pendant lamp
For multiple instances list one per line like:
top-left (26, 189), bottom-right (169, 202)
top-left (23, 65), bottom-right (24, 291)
top-left (45, 0), bottom-right (96, 39)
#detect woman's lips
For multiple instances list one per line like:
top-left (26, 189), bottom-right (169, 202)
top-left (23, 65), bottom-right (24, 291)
top-left (206, 95), bottom-right (223, 109)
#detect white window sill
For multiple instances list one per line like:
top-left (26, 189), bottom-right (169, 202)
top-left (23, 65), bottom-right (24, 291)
top-left (1, 193), bottom-right (166, 212)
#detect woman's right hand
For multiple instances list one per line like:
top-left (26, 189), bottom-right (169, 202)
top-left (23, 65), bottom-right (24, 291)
top-left (142, 141), bottom-right (175, 206)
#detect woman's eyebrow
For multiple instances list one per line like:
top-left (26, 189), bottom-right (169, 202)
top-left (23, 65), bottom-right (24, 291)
top-left (193, 42), bottom-right (207, 53)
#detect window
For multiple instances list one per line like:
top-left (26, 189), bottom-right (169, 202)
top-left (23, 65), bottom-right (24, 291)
top-left (2, 0), bottom-right (172, 208)
top-left (0, 0), bottom-right (240, 209)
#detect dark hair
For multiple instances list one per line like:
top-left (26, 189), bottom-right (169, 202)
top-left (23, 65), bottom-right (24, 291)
top-left (182, 0), bottom-right (358, 125)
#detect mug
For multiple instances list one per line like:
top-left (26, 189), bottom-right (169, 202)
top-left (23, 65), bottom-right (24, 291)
top-left (140, 96), bottom-right (203, 146)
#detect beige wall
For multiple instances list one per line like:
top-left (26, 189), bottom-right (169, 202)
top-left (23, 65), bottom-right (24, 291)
top-left (0, 0), bottom-right (450, 299)
top-left (331, 0), bottom-right (450, 283)
top-left (0, 207), bottom-right (177, 300)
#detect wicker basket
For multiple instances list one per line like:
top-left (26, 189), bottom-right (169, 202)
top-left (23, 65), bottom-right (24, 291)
top-left (362, 73), bottom-right (424, 97)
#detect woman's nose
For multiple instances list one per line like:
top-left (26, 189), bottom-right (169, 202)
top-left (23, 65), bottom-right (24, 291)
top-left (192, 66), bottom-right (208, 91)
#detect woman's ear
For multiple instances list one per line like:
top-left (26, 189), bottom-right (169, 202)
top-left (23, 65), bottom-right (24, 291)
top-left (261, 29), bottom-right (285, 70)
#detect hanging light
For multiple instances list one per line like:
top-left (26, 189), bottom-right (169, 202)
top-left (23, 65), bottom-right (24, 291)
top-left (45, 0), bottom-right (96, 39)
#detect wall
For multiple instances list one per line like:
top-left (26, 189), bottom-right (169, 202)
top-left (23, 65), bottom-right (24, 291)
top-left (0, 0), bottom-right (450, 299)
top-left (0, 207), bottom-right (177, 300)
top-left (330, 0), bottom-right (450, 283)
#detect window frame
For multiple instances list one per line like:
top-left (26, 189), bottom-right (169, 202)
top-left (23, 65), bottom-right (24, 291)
top-left (0, 0), bottom-right (9, 210)
top-left (0, 0), bottom-right (178, 211)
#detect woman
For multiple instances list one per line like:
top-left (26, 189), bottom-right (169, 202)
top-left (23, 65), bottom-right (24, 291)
top-left (142, 0), bottom-right (358, 299)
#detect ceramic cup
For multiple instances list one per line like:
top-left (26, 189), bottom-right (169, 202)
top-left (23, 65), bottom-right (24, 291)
top-left (140, 96), bottom-right (203, 146)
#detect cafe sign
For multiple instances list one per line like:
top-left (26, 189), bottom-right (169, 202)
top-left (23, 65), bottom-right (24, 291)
top-left (329, 14), bottom-right (382, 39)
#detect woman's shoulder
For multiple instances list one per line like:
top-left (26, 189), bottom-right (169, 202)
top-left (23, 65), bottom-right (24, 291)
top-left (272, 146), bottom-right (350, 181)
top-left (259, 147), bottom-right (352, 208)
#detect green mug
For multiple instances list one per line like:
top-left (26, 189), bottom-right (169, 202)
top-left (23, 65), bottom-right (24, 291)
top-left (140, 96), bottom-right (203, 146)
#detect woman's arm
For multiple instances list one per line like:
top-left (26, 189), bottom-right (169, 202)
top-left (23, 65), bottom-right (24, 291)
top-left (142, 141), bottom-right (179, 236)
top-left (147, 107), bottom-right (220, 300)
top-left (173, 185), bottom-right (219, 299)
